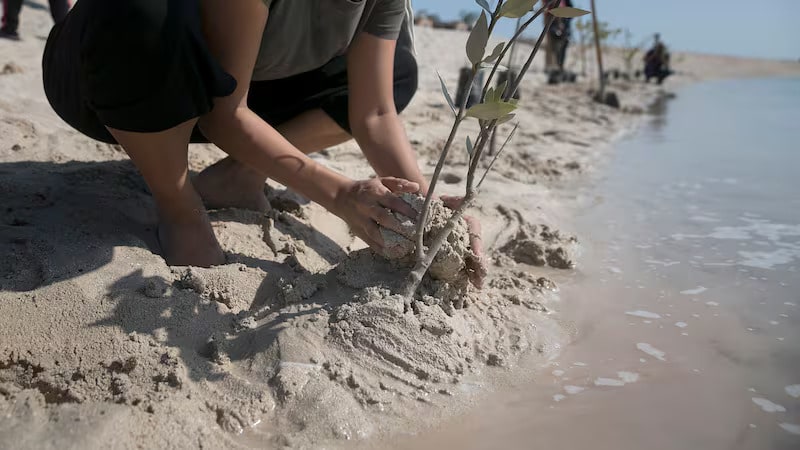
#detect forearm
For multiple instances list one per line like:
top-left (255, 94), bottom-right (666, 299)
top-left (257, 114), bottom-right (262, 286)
top-left (199, 108), bottom-right (351, 212)
top-left (351, 113), bottom-right (429, 194)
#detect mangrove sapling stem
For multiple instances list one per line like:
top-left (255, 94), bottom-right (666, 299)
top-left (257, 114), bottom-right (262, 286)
top-left (414, 6), bottom-right (503, 263)
top-left (488, 127), bottom-right (497, 157)
top-left (507, 11), bottom-right (553, 101)
top-left (470, 22), bottom-right (550, 190)
top-left (590, 0), bottom-right (606, 97)
top-left (466, 121), bottom-right (494, 190)
top-left (477, 123), bottom-right (519, 190)
top-left (506, 16), bottom-right (523, 69)
top-left (414, 113), bottom-right (465, 262)
top-left (466, 120), bottom-right (490, 193)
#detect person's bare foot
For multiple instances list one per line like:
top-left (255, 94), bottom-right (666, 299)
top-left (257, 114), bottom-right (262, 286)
top-left (193, 157), bottom-right (271, 212)
top-left (157, 218), bottom-right (225, 267)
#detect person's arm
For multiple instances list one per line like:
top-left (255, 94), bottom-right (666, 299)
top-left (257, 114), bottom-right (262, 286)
top-left (347, 32), bottom-right (429, 194)
top-left (197, 0), bottom-right (416, 250)
top-left (197, 0), bottom-right (348, 211)
top-left (347, 30), bottom-right (486, 286)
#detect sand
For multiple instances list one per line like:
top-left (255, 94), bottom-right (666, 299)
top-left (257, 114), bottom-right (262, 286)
top-left (2, 8), bottom-right (800, 449)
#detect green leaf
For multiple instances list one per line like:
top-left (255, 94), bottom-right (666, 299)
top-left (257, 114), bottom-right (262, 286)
top-left (466, 136), bottom-right (474, 155)
top-left (500, 0), bottom-right (538, 18)
top-left (477, 123), bottom-right (519, 190)
top-left (466, 101), bottom-right (518, 120)
top-left (483, 42), bottom-right (505, 64)
top-left (496, 79), bottom-right (509, 100)
top-left (497, 113), bottom-right (516, 125)
top-left (480, 62), bottom-right (508, 72)
top-left (485, 87), bottom-right (496, 103)
top-left (549, 6), bottom-right (590, 18)
top-left (475, 0), bottom-right (492, 13)
top-left (436, 71), bottom-right (456, 116)
top-left (466, 12), bottom-right (489, 65)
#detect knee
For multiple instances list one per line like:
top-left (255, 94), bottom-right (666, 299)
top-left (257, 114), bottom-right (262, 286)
top-left (393, 50), bottom-right (418, 114)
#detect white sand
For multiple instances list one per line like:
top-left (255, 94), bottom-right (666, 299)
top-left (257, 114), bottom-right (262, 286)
top-left (3, 9), bottom-right (799, 449)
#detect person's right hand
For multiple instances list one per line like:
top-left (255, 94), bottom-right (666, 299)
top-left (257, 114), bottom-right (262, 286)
top-left (333, 177), bottom-right (421, 253)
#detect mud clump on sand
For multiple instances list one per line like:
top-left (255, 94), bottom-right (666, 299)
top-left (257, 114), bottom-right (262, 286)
top-left (499, 223), bottom-right (579, 269)
top-left (379, 193), bottom-right (473, 283)
top-left (328, 290), bottom-right (469, 382)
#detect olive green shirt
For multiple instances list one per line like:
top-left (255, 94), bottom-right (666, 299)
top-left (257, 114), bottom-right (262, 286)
top-left (253, 0), bottom-right (407, 81)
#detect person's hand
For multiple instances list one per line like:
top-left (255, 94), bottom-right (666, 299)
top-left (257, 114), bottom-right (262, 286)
top-left (334, 177), bottom-right (420, 253)
top-left (440, 195), bottom-right (486, 289)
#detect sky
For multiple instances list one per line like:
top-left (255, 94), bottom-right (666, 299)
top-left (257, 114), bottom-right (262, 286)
top-left (411, 0), bottom-right (800, 61)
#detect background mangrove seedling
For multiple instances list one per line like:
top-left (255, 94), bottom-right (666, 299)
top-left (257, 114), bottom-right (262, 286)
top-left (572, 17), bottom-right (620, 78)
top-left (621, 29), bottom-right (648, 78)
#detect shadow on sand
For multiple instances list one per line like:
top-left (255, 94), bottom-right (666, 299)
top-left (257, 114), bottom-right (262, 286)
top-left (1, 157), bottom-right (346, 383)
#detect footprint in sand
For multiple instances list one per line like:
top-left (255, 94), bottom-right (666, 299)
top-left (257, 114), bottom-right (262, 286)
top-left (441, 173), bottom-right (462, 184)
top-left (1, 62), bottom-right (24, 75)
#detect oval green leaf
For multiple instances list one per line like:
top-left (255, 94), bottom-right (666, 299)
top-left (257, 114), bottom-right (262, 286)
top-left (475, 0), bottom-right (492, 14)
top-left (466, 12), bottom-right (489, 65)
top-left (485, 87), bottom-right (495, 103)
top-left (436, 71), bottom-right (456, 116)
top-left (497, 113), bottom-right (516, 125)
top-left (466, 136), bottom-right (474, 155)
top-left (466, 101), bottom-right (518, 120)
top-left (480, 62), bottom-right (508, 72)
top-left (495, 79), bottom-right (509, 101)
top-left (500, 0), bottom-right (538, 18)
top-left (549, 6), bottom-right (590, 18)
top-left (483, 42), bottom-right (505, 64)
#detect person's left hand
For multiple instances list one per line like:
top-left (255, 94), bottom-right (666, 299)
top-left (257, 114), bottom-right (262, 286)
top-left (440, 195), bottom-right (486, 289)
top-left (333, 177), bottom-right (421, 254)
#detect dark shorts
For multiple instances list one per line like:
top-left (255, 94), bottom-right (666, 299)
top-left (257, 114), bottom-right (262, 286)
top-left (42, 0), bottom-right (418, 145)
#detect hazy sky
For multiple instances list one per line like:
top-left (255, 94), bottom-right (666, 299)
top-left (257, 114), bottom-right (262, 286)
top-left (411, 0), bottom-right (800, 60)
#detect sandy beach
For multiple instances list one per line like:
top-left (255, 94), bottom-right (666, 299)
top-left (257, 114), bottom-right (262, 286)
top-left (2, 7), bottom-right (800, 449)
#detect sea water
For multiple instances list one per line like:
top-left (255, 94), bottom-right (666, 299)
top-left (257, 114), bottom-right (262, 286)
top-left (380, 77), bottom-right (800, 450)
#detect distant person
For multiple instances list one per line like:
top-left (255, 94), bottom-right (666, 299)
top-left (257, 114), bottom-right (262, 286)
top-left (0, 0), bottom-right (70, 40)
top-left (643, 33), bottom-right (672, 84)
top-left (552, 0), bottom-right (573, 72)
top-left (545, 0), bottom-right (574, 83)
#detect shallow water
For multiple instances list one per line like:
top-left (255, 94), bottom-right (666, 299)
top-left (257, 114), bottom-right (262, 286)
top-left (383, 78), bottom-right (800, 449)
